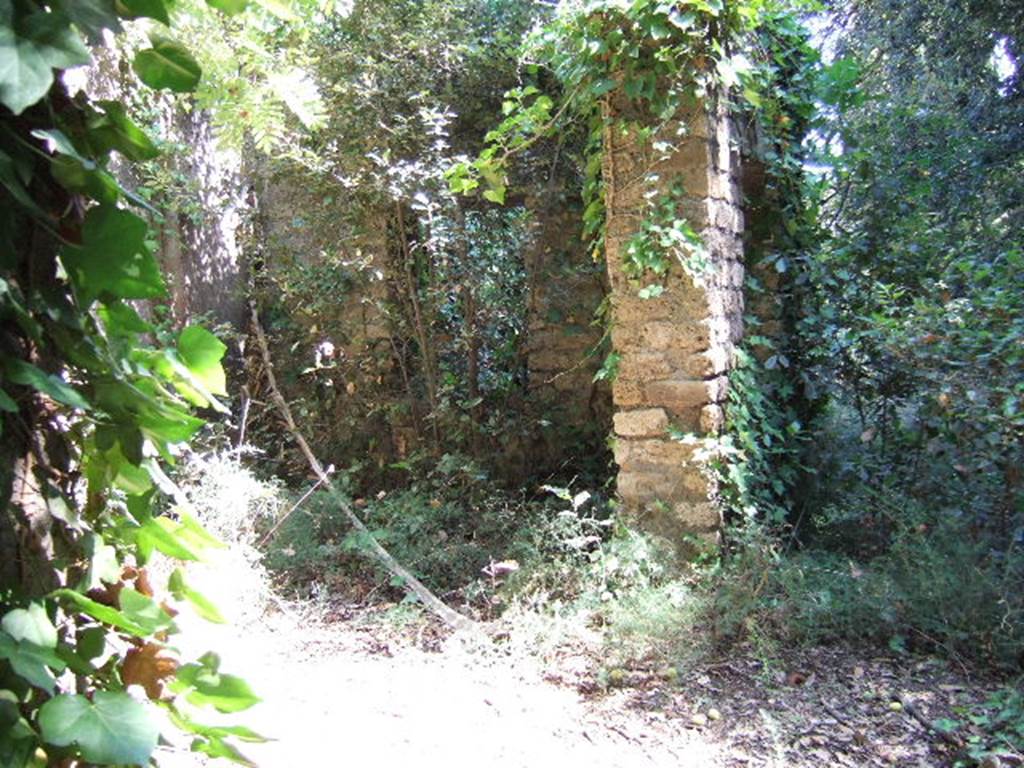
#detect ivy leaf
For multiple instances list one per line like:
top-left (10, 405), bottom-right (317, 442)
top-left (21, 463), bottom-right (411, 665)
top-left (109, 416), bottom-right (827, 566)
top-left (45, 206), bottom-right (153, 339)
top-left (2, 603), bottom-right (57, 648)
top-left (0, 631), bottom-right (65, 693)
top-left (38, 692), bottom-right (159, 765)
top-left (206, 0), bottom-right (250, 14)
top-left (54, 0), bottom-right (122, 44)
top-left (0, 388), bottom-right (16, 412)
top-left (0, 606), bottom-right (65, 692)
top-left (172, 653), bottom-right (261, 713)
top-left (61, 206), bottom-right (166, 304)
top-left (0, 3), bottom-right (91, 115)
top-left (169, 569), bottom-right (225, 623)
top-left (86, 101), bottom-right (159, 162)
top-left (115, 0), bottom-right (170, 25)
top-left (119, 588), bottom-right (177, 635)
top-left (133, 39), bottom-right (202, 92)
top-left (178, 326), bottom-right (228, 396)
top-left (482, 185), bottom-right (506, 205)
top-left (4, 359), bottom-right (89, 410)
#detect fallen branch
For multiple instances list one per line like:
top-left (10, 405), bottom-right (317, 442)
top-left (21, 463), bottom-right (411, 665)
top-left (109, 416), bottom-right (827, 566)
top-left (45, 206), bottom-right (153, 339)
top-left (248, 297), bottom-right (477, 632)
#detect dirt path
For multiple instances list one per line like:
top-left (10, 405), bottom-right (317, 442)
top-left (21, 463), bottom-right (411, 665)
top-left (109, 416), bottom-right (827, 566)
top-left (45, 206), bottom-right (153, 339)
top-left (158, 605), bottom-right (717, 767)
top-left (153, 552), bottom-right (1012, 768)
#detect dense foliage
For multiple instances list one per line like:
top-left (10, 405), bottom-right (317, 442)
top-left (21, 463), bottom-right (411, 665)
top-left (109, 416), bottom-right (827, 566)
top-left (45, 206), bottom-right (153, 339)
top-left (2, 0), bottom-right (1022, 763)
top-left (0, 2), bottom-right (276, 765)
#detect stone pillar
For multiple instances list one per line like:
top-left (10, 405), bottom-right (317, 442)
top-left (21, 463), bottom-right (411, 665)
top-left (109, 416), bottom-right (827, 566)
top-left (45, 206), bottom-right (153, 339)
top-left (603, 92), bottom-right (745, 548)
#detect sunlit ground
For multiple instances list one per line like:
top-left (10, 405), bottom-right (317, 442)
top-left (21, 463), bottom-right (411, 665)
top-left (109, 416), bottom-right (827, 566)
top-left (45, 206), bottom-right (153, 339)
top-left (154, 547), bottom-right (719, 768)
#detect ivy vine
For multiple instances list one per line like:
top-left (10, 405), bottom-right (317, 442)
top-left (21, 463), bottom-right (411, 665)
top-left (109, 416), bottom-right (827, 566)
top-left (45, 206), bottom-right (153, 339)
top-left (1, 1), bottom-right (264, 765)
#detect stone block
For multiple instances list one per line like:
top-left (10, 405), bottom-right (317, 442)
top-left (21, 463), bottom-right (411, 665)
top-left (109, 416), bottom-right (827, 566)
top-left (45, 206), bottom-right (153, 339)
top-left (618, 352), bottom-right (674, 381)
top-left (645, 379), bottom-right (709, 413)
top-left (613, 437), bottom-right (695, 470)
top-left (641, 321), bottom-right (709, 354)
top-left (613, 408), bottom-right (669, 438)
top-left (617, 470), bottom-right (687, 505)
top-left (612, 377), bottom-right (645, 408)
top-left (673, 500), bottom-right (722, 531)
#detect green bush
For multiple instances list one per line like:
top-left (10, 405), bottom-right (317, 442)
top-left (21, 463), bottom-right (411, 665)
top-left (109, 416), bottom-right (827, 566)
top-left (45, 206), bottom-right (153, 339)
top-left (707, 502), bottom-right (1024, 667)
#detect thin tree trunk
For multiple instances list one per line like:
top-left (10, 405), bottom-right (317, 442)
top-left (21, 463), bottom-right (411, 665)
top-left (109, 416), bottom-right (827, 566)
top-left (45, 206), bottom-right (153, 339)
top-left (395, 203), bottom-right (441, 449)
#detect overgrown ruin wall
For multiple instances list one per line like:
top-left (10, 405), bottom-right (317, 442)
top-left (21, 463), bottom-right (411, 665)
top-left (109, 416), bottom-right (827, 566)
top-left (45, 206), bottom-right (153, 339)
top-left (524, 195), bottom-right (611, 469)
top-left (604, 93), bottom-right (745, 547)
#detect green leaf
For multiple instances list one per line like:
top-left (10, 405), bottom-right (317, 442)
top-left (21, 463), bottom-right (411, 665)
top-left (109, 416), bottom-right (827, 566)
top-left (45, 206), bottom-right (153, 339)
top-left (133, 510), bottom-right (205, 562)
top-left (115, 0), bottom-right (170, 24)
top-left (0, 4), bottom-right (91, 115)
top-left (54, 0), bottom-right (122, 44)
top-left (0, 689), bottom-right (34, 750)
top-left (83, 534), bottom-right (121, 591)
top-left (51, 155), bottom-right (120, 205)
top-left (0, 606), bottom-right (66, 693)
top-left (169, 708), bottom-right (267, 744)
top-left (0, 148), bottom-right (46, 217)
top-left (86, 101), bottom-right (159, 161)
top-left (206, 0), bottom-right (250, 14)
top-left (39, 692), bottom-right (159, 765)
top-left (4, 359), bottom-right (89, 410)
top-left (98, 300), bottom-right (153, 335)
top-left (482, 185), bottom-right (506, 205)
top-left (0, 388), bottom-right (16, 412)
top-left (178, 326), bottom-right (227, 396)
top-left (173, 653), bottom-right (260, 713)
top-left (77, 626), bottom-right (106, 661)
top-left (61, 206), bottom-right (166, 304)
top-left (0, 632), bottom-right (65, 692)
top-left (133, 39), bottom-right (202, 92)
top-left (2, 603), bottom-right (57, 648)
top-left (169, 569), bottom-right (225, 623)
top-left (193, 735), bottom-right (257, 765)
top-left (51, 589), bottom-right (149, 636)
top-left (119, 588), bottom-right (177, 635)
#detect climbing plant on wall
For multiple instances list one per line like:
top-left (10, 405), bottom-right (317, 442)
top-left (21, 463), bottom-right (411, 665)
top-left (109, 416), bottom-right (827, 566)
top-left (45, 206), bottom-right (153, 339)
top-left (0, 1), bottom-right (262, 764)
top-left (449, 0), bottom-right (820, 524)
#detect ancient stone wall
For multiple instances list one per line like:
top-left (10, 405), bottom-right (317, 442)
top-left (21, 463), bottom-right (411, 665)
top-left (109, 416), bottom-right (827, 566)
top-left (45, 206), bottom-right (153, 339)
top-left (603, 93), bottom-right (745, 547)
top-left (523, 195), bottom-right (611, 470)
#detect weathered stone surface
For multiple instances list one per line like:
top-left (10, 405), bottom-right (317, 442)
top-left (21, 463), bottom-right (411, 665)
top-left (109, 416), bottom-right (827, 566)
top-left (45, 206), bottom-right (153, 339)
top-left (645, 379), bottom-right (709, 414)
top-left (700, 404), bottom-right (725, 433)
top-left (612, 377), bottom-right (646, 408)
top-left (613, 408), bottom-right (670, 438)
top-left (603, 89), bottom-right (747, 553)
top-left (671, 501), bottom-right (720, 532)
top-left (673, 500), bottom-right (722, 531)
top-left (613, 438), bottom-right (695, 470)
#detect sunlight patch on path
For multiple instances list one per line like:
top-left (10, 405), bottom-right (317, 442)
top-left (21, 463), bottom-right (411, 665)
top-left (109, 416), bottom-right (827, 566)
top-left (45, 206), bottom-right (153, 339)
top-left (157, 580), bottom-right (718, 767)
